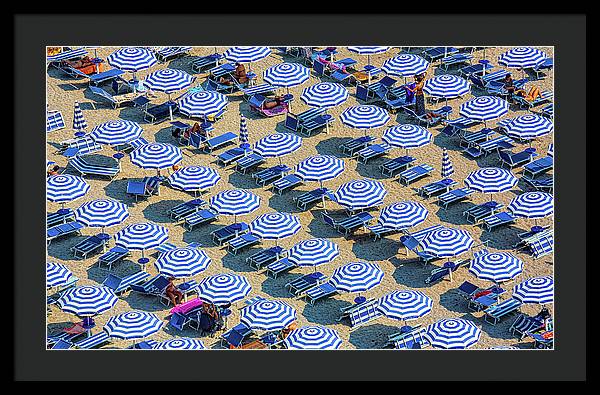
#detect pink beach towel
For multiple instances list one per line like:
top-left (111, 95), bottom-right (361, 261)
top-left (170, 297), bottom-right (203, 315)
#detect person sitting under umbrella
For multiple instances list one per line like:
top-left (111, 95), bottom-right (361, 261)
top-left (219, 62), bottom-right (249, 86)
top-left (47, 165), bottom-right (61, 177)
top-left (165, 277), bottom-right (184, 306)
top-left (514, 85), bottom-right (543, 102)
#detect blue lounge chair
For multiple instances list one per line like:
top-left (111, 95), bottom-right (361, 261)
top-left (459, 62), bottom-right (494, 78)
top-left (379, 155), bottom-right (416, 177)
top-left (355, 143), bottom-right (392, 164)
top-left (97, 246), bottom-right (130, 270)
top-left (528, 58), bottom-right (553, 80)
top-left (248, 94), bottom-right (289, 117)
top-left (398, 164), bottom-right (434, 186)
top-left (202, 132), bottom-right (238, 152)
top-left (294, 187), bottom-right (332, 210)
top-left (404, 105), bottom-right (453, 127)
top-left (463, 201), bottom-right (504, 224)
top-left (47, 208), bottom-right (75, 228)
top-left (437, 187), bottom-right (474, 209)
top-left (47, 221), bottom-right (85, 244)
top-left (253, 165), bottom-right (291, 186)
top-left (441, 116), bottom-right (481, 137)
top-left (191, 53), bottom-right (223, 73)
top-left (286, 272), bottom-right (327, 296)
top-left (284, 107), bottom-right (326, 132)
top-left (235, 153), bottom-right (265, 174)
top-left (384, 86), bottom-right (416, 112)
top-left (459, 128), bottom-right (496, 148)
top-left (72, 331), bottom-right (111, 349)
top-left (513, 90), bottom-right (553, 109)
top-left (367, 223), bottom-right (402, 240)
top-left (522, 176), bottom-right (553, 193)
top-left (463, 135), bottom-right (515, 158)
top-left (217, 147), bottom-right (252, 166)
top-left (529, 235), bottom-right (554, 259)
top-left (68, 156), bottom-right (120, 180)
top-left (265, 258), bottom-right (297, 278)
top-left (211, 222), bottom-right (249, 246)
top-left (484, 298), bottom-right (522, 325)
top-left (297, 113), bottom-right (334, 136)
top-left (440, 52), bottom-right (473, 71)
top-left (246, 246), bottom-right (287, 270)
top-left (271, 174), bottom-right (304, 195)
top-left (339, 135), bottom-right (376, 156)
top-left (127, 176), bottom-right (161, 202)
top-left (183, 208), bottom-right (218, 231)
top-left (424, 258), bottom-right (470, 284)
top-left (348, 301), bottom-right (383, 329)
top-left (220, 323), bottom-right (253, 348)
top-left (481, 211), bottom-right (517, 231)
top-left (303, 282), bottom-right (338, 305)
top-left (393, 326), bottom-right (431, 349)
top-left (71, 235), bottom-right (109, 259)
top-left (89, 85), bottom-right (139, 109)
top-left (326, 212), bottom-right (374, 236)
top-left (355, 76), bottom-right (397, 103)
top-left (46, 111), bottom-right (66, 133)
top-left (226, 233), bottom-right (262, 255)
top-left (102, 271), bottom-right (151, 295)
top-left (141, 101), bottom-right (178, 124)
top-left (168, 199), bottom-right (207, 220)
top-left (155, 46), bottom-right (192, 62)
top-left (469, 69), bottom-right (510, 90)
top-left (523, 156), bottom-right (553, 178)
top-left (418, 178), bottom-right (457, 198)
top-left (421, 47), bottom-right (458, 62)
top-left (242, 84), bottom-right (276, 100)
top-left (498, 149), bottom-right (536, 169)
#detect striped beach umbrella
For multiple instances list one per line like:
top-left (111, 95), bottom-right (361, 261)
top-left (114, 223), bottom-right (169, 255)
top-left (178, 91), bottom-right (228, 119)
top-left (168, 166), bottom-right (221, 195)
top-left (547, 143), bottom-right (554, 158)
top-left (240, 299), bottom-right (297, 331)
top-left (460, 96), bottom-right (509, 124)
top-left (382, 124), bottom-right (432, 155)
top-left (90, 120), bottom-right (143, 146)
top-left (253, 133), bottom-right (302, 163)
top-left (330, 262), bottom-right (385, 294)
top-left (73, 102), bottom-right (87, 132)
top-left (153, 338), bottom-right (206, 350)
top-left (224, 46), bottom-right (271, 66)
top-left (423, 74), bottom-right (471, 103)
top-left (197, 273), bottom-right (252, 305)
top-left (464, 167), bottom-right (517, 198)
top-left (489, 345), bottom-right (520, 350)
top-left (107, 47), bottom-right (157, 81)
top-left (441, 148), bottom-right (454, 178)
top-left (340, 105), bottom-right (390, 132)
top-left (210, 189), bottom-right (260, 221)
top-left (424, 318), bottom-right (481, 349)
top-left (295, 155), bottom-right (345, 187)
top-left (378, 201), bottom-right (428, 230)
top-left (104, 311), bottom-right (163, 340)
top-left (508, 192), bottom-right (554, 219)
top-left (143, 68), bottom-right (195, 95)
top-left (512, 276), bottom-right (554, 304)
top-left (75, 199), bottom-right (129, 235)
top-left (421, 227), bottom-right (474, 258)
top-left (130, 143), bottom-right (182, 174)
top-left (334, 179), bottom-right (388, 211)
top-left (264, 62), bottom-right (310, 91)
top-left (504, 114), bottom-right (554, 142)
top-left (47, 47), bottom-right (88, 63)
top-left (469, 252), bottom-right (524, 283)
top-left (58, 286), bottom-right (118, 316)
top-left (155, 247), bottom-right (211, 278)
top-left (301, 82), bottom-right (349, 108)
top-left (46, 262), bottom-right (74, 288)
top-left (348, 46), bottom-right (390, 67)
top-left (377, 290), bottom-right (433, 322)
top-left (287, 238), bottom-right (340, 269)
top-left (47, 175), bottom-right (90, 206)
top-left (498, 47), bottom-right (548, 69)
top-left (239, 113), bottom-right (249, 149)
top-left (249, 212), bottom-right (301, 243)
top-left (382, 54), bottom-right (429, 78)
top-left (283, 326), bottom-right (342, 350)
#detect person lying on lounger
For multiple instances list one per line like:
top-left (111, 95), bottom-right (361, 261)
top-left (514, 85), bottom-right (542, 102)
top-left (165, 277), bottom-right (184, 306)
top-left (219, 62), bottom-right (249, 85)
top-left (280, 321), bottom-right (299, 339)
top-left (47, 165), bottom-right (60, 176)
top-left (65, 56), bottom-right (95, 70)
top-left (263, 96), bottom-right (286, 110)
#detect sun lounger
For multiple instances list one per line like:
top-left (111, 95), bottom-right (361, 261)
top-left (102, 271), bottom-right (151, 295)
top-left (469, 69), bottom-right (510, 90)
top-left (168, 199), bottom-right (207, 220)
top-left (355, 76), bottom-right (397, 103)
top-left (286, 272), bottom-right (327, 296)
top-left (384, 86), bottom-right (416, 112)
top-left (71, 234), bottom-right (109, 259)
top-left (513, 90), bottom-right (553, 109)
top-left (226, 233), bottom-right (261, 255)
top-left (366, 223), bottom-right (402, 240)
top-left (202, 132), bottom-right (238, 152)
top-left (183, 208), bottom-right (219, 231)
top-left (355, 142), bottom-right (392, 164)
top-left (220, 323), bottom-right (253, 349)
top-left (404, 105), bottom-right (453, 127)
top-left (217, 147), bottom-right (252, 166)
top-left (421, 47), bottom-right (458, 62)
top-left (440, 52), bottom-right (473, 71)
top-left (424, 258), bottom-right (469, 284)
top-left (529, 235), bottom-right (554, 259)
top-left (398, 164), bottom-right (434, 186)
top-left (510, 313), bottom-right (546, 340)
top-left (294, 187), bottom-right (332, 210)
top-left (97, 246), bottom-right (130, 270)
top-left (254, 164), bottom-right (291, 186)
top-left (329, 212), bottom-right (374, 236)
top-left (339, 135), bottom-right (377, 156)
top-left (459, 62), bottom-right (494, 78)
top-left (379, 155), bottom-right (416, 177)
top-left (538, 103), bottom-right (554, 119)
top-left (190, 53), bottom-right (223, 73)
top-left (235, 153), bottom-right (265, 174)
top-left (437, 187), bottom-right (475, 209)
top-left (72, 331), bottom-right (111, 349)
top-left (481, 211), bottom-right (517, 231)
top-left (122, 137), bottom-right (149, 153)
top-left (463, 201), bottom-right (504, 224)
top-left (284, 107), bottom-right (326, 132)
top-left (484, 298), bottom-right (522, 325)
top-left (298, 113), bottom-right (335, 136)
top-left (522, 176), bottom-right (553, 193)
top-left (47, 208), bottom-right (75, 228)
top-left (271, 174), bottom-right (304, 195)
top-left (522, 156), bottom-right (553, 178)
top-left (142, 101), bottom-right (178, 124)
top-left (127, 176), bottom-right (161, 202)
top-left (303, 281), bottom-right (338, 305)
top-left (441, 116), bottom-right (481, 137)
top-left (89, 85), bottom-right (139, 108)
top-left (418, 178), bottom-right (457, 198)
top-left (265, 258), bottom-right (297, 278)
top-left (47, 221), bottom-right (85, 244)
top-left (527, 57), bottom-right (553, 80)
top-left (246, 246), bottom-right (287, 270)
top-left (248, 94), bottom-right (289, 117)
top-left (211, 222), bottom-right (249, 246)
top-left (68, 156), bottom-right (120, 180)
top-left (513, 228), bottom-right (553, 249)
top-left (155, 46), bottom-right (192, 62)
top-left (463, 135), bottom-right (515, 158)
top-left (242, 84), bottom-right (276, 100)
top-left (130, 275), bottom-right (171, 302)
top-left (498, 149), bottom-right (536, 169)
top-left (459, 128), bottom-right (496, 148)
top-left (46, 111), bottom-right (66, 133)
top-left (348, 300), bottom-right (384, 329)
top-left (393, 326), bottom-right (431, 349)
top-left (399, 234), bottom-right (438, 265)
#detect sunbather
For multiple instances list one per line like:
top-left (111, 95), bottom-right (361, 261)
top-left (514, 85), bottom-right (542, 102)
top-left (65, 56), bottom-right (95, 70)
top-left (406, 73), bottom-right (426, 115)
top-left (263, 95), bottom-right (286, 110)
top-left (219, 62), bottom-right (248, 85)
top-left (280, 321), bottom-right (299, 339)
top-left (47, 165), bottom-right (60, 176)
top-left (165, 277), bottom-right (184, 305)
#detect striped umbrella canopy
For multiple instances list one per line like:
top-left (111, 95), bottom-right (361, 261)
top-left (239, 113), bottom-right (249, 148)
top-left (504, 114), bottom-right (554, 141)
top-left (58, 286), bottom-right (118, 317)
top-left (548, 143), bottom-right (554, 157)
top-left (168, 166), bottom-right (221, 194)
top-left (47, 175), bottom-right (90, 204)
top-left (73, 101), bottom-right (87, 132)
top-left (104, 311), bottom-right (163, 340)
top-left (263, 62), bottom-right (310, 89)
top-left (464, 167), bottom-right (518, 196)
top-left (295, 155), bottom-right (345, 186)
top-left (178, 91), bottom-right (228, 119)
top-left (114, 223), bottom-right (169, 253)
top-left (197, 273), bottom-right (252, 305)
top-left (283, 326), bottom-right (342, 350)
top-left (107, 47), bottom-right (157, 73)
top-left (489, 345), bottom-right (520, 350)
top-left (512, 276), bottom-right (554, 305)
top-left (382, 124), bottom-right (432, 154)
top-left (46, 262), bottom-right (74, 288)
top-left (498, 47), bottom-right (548, 69)
top-left (382, 54), bottom-right (430, 77)
top-left (143, 68), bottom-right (195, 95)
top-left (441, 148), bottom-right (454, 178)
top-left (334, 179), bottom-right (388, 211)
top-left (348, 46), bottom-right (390, 55)
top-left (153, 338), bottom-right (206, 350)
top-left (287, 238), bottom-right (340, 268)
top-left (130, 143), bottom-right (182, 171)
top-left (421, 227), bottom-right (474, 258)
top-left (301, 82), bottom-right (349, 108)
top-left (378, 201), bottom-right (428, 230)
top-left (75, 199), bottom-right (129, 233)
top-left (340, 105), bottom-right (390, 131)
top-left (423, 74), bottom-right (471, 100)
top-left (469, 252), bottom-right (524, 283)
top-left (209, 189), bottom-right (260, 221)
top-left (240, 299), bottom-right (297, 331)
top-left (330, 262), bottom-right (385, 294)
top-left (154, 247), bottom-right (211, 278)
top-left (90, 120), bottom-right (143, 146)
top-left (377, 290), bottom-right (433, 322)
top-left (249, 212), bottom-right (301, 242)
top-left (47, 47), bottom-right (88, 63)
top-left (460, 96), bottom-right (509, 122)
top-left (424, 318), bottom-right (481, 349)
top-left (508, 192), bottom-right (554, 219)
top-left (224, 46), bottom-right (271, 64)
top-left (253, 133), bottom-right (302, 163)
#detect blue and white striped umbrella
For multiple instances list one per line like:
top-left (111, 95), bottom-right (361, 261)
top-left (114, 223), bottom-right (169, 251)
top-left (240, 299), bottom-right (297, 331)
top-left (47, 48), bottom-right (88, 63)
top-left (47, 175), bottom-right (90, 203)
top-left (382, 124), bottom-right (432, 150)
top-left (340, 105), bottom-right (390, 130)
top-left (469, 252), bottom-right (524, 283)
top-left (58, 286), bottom-right (118, 316)
top-left (441, 148), bottom-right (454, 178)
top-left (178, 91), bottom-right (228, 119)
top-left (547, 143), bottom-right (554, 157)
top-left (197, 273), bottom-right (252, 305)
top-left (330, 262), bottom-right (385, 293)
top-left (239, 113), bottom-right (249, 147)
top-left (378, 201), bottom-right (428, 230)
top-left (382, 54), bottom-right (430, 77)
top-left (155, 247), bottom-right (211, 278)
top-left (504, 114), bottom-right (554, 141)
top-left (263, 62), bottom-right (310, 88)
top-left (512, 276), bottom-right (554, 304)
top-left (348, 46), bottom-right (390, 55)
top-left (224, 46), bottom-right (271, 64)
top-left (423, 74), bottom-right (471, 99)
top-left (377, 290), bottom-right (433, 321)
top-left (73, 102), bottom-right (87, 132)
top-left (130, 143), bottom-right (182, 170)
top-left (153, 338), bottom-right (206, 350)
top-left (301, 82), bottom-right (349, 108)
top-left (253, 133), bottom-right (302, 159)
top-left (421, 228), bottom-right (474, 258)
top-left (295, 155), bottom-right (344, 184)
top-left (424, 318), bottom-right (481, 349)
top-left (90, 120), bottom-right (143, 146)
top-left (107, 47), bottom-right (157, 72)
top-left (334, 179), bottom-right (388, 210)
top-left (249, 212), bottom-right (301, 241)
top-left (46, 262), bottom-right (74, 288)
top-left (498, 47), bottom-right (548, 69)
top-left (287, 238), bottom-right (340, 268)
top-left (143, 68), bottom-right (195, 94)
top-left (75, 199), bottom-right (129, 230)
top-left (209, 189), bottom-right (260, 218)
top-left (283, 326), bottom-right (342, 350)
top-left (460, 96), bottom-right (509, 122)
top-left (508, 192), bottom-right (554, 219)
top-left (104, 311), bottom-right (163, 340)
top-left (168, 166), bottom-right (221, 193)
top-left (464, 167), bottom-right (518, 194)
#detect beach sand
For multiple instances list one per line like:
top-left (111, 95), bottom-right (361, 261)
top-left (46, 46), bottom-right (554, 349)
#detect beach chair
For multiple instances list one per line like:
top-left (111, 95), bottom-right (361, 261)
top-left (439, 52), bottom-right (473, 71)
top-left (286, 272), bottom-right (327, 296)
top-left (254, 165), bottom-right (291, 186)
top-left (68, 156), bottom-right (120, 180)
top-left (130, 275), bottom-right (170, 301)
top-left (463, 201), bottom-right (504, 224)
top-left (303, 282), bottom-right (338, 305)
top-left (354, 143), bottom-right (392, 164)
top-left (183, 208), bottom-right (219, 231)
top-left (379, 155), bottom-right (416, 177)
top-left (127, 176), bottom-right (161, 202)
top-left (168, 199), bottom-right (206, 221)
top-left (528, 58), bottom-right (553, 80)
top-left (217, 147), bottom-right (252, 166)
top-left (248, 94), bottom-right (289, 117)
top-left (348, 65), bottom-right (383, 86)
top-left (283, 107), bottom-right (325, 132)
top-left (339, 135), bottom-right (376, 156)
top-left (398, 164), bottom-right (434, 186)
top-left (538, 103), bottom-right (554, 119)
top-left (47, 221), bottom-right (85, 245)
top-left (102, 271), bottom-right (151, 295)
top-left (469, 69), bottom-right (510, 90)
top-left (355, 76), bottom-right (397, 103)
top-left (484, 298), bottom-right (522, 325)
top-left (366, 223), bottom-right (402, 241)
top-left (399, 234), bottom-right (438, 266)
top-left (122, 137), bottom-right (149, 153)
top-left (404, 106), bottom-right (453, 127)
top-left (441, 117), bottom-right (481, 137)
top-left (155, 46), bottom-right (192, 62)
top-left (463, 135), bottom-right (515, 159)
top-left (97, 246), bottom-right (130, 270)
top-left (71, 235), bottom-right (109, 259)
top-left (334, 212), bottom-right (374, 236)
top-left (393, 326), bottom-right (431, 349)
top-left (421, 47), bottom-right (458, 62)
top-left (226, 233), bottom-right (261, 255)
top-left (513, 90), bottom-right (553, 109)
top-left (235, 153), bottom-right (265, 174)
top-left (522, 176), bottom-right (553, 193)
top-left (271, 174), bottom-right (304, 195)
top-left (246, 246), bottom-right (286, 270)
top-left (142, 101), bottom-right (178, 124)
top-left (349, 301), bottom-right (384, 329)
top-left (265, 258), bottom-right (297, 278)
top-left (418, 178), bottom-right (457, 198)
top-left (191, 53), bottom-right (223, 73)
top-left (498, 149), bottom-right (536, 169)
top-left (46, 110), bottom-right (65, 133)
top-left (424, 259), bottom-right (470, 284)
top-left (481, 211), bottom-right (517, 231)
top-left (47, 208), bottom-right (75, 228)
top-left (202, 132), bottom-right (238, 152)
top-left (510, 313), bottom-right (546, 340)
top-left (529, 235), bottom-right (554, 259)
top-left (211, 223), bottom-right (249, 246)
top-left (522, 156), bottom-right (553, 178)
top-left (242, 84), bottom-right (276, 100)
top-left (220, 323), bottom-right (254, 349)
top-left (294, 188), bottom-right (332, 210)
top-left (298, 114), bottom-right (335, 136)
top-left (89, 85), bottom-right (139, 109)
top-left (459, 62), bottom-right (494, 78)
top-left (459, 128), bottom-right (496, 148)
top-left (437, 187), bottom-right (475, 209)
top-left (71, 331), bottom-right (111, 350)
top-left (383, 86), bottom-right (416, 112)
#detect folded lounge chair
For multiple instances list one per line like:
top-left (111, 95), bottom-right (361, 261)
top-left (72, 331), bottom-right (111, 349)
top-left (242, 84), bottom-right (276, 100)
top-left (398, 164), bottom-right (434, 186)
top-left (155, 46), bottom-right (192, 62)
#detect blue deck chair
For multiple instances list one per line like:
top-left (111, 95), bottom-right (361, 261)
top-left (68, 156), bottom-right (120, 180)
top-left (202, 132), bottom-right (238, 152)
top-left (441, 116), bottom-right (481, 137)
top-left (418, 178), bottom-right (457, 198)
top-left (394, 327), bottom-right (431, 349)
top-left (211, 222), bottom-right (249, 246)
top-left (183, 208), bottom-right (219, 231)
top-left (335, 212), bottom-right (374, 236)
top-left (481, 211), bottom-right (516, 231)
top-left (339, 135), bottom-right (376, 156)
top-left (513, 90), bottom-right (553, 109)
top-left (463, 201), bottom-right (504, 224)
top-left (510, 313), bottom-right (546, 340)
top-left (303, 282), bottom-right (338, 305)
top-left (459, 128), bottom-right (496, 148)
top-left (102, 271), bottom-right (151, 295)
top-left (242, 84), bottom-right (276, 100)
top-left (123, 137), bottom-right (149, 153)
top-left (155, 46), bottom-right (191, 62)
top-left (459, 62), bottom-right (494, 78)
top-left (398, 164), bottom-right (434, 186)
top-left (384, 86), bottom-right (416, 112)
top-left (168, 199), bottom-right (207, 220)
top-left (271, 174), bottom-right (304, 195)
top-left (404, 105), bottom-right (453, 127)
top-left (437, 187), bottom-right (474, 209)
top-left (47, 221), bottom-right (85, 244)
top-left (484, 298), bottom-right (522, 325)
top-left (236, 153), bottom-right (265, 174)
top-left (46, 111), bottom-right (65, 133)
top-left (297, 114), bottom-right (334, 136)
top-left (522, 176), bottom-right (553, 193)
top-left (191, 53), bottom-right (223, 73)
top-left (265, 258), bottom-right (297, 279)
top-left (421, 47), bottom-right (458, 62)
top-left (89, 85), bottom-right (139, 109)
top-left (226, 233), bottom-right (262, 255)
top-left (220, 323), bottom-right (253, 349)
top-left (73, 331), bottom-right (111, 349)
top-left (294, 187), bottom-right (332, 210)
top-left (97, 246), bottom-right (130, 270)
top-left (47, 208), bottom-right (75, 228)
top-left (440, 52), bottom-right (473, 71)
top-left (529, 235), bottom-right (554, 259)
top-left (469, 69), bottom-right (510, 89)
top-left (253, 164), bottom-right (291, 186)
top-left (379, 155), bottom-right (416, 177)
top-left (248, 94), bottom-right (289, 117)
top-left (217, 147), bottom-right (251, 166)
top-left (349, 301), bottom-right (384, 329)
top-left (424, 258), bottom-right (470, 284)
top-left (498, 149), bottom-right (536, 169)
top-left (355, 76), bottom-right (397, 103)
top-left (286, 272), bottom-right (327, 296)
top-left (367, 223), bottom-right (402, 241)
top-left (463, 135), bottom-right (515, 159)
top-left (246, 246), bottom-right (287, 270)
top-left (284, 107), bottom-right (326, 132)
top-left (127, 176), bottom-right (161, 202)
top-left (523, 156), bottom-right (553, 178)
top-left (355, 143), bottom-right (392, 164)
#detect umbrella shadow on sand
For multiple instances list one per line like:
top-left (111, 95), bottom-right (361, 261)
top-left (260, 274), bottom-right (295, 299)
top-left (122, 292), bottom-right (167, 313)
top-left (390, 256), bottom-right (432, 289)
top-left (182, 223), bottom-right (223, 247)
top-left (438, 288), bottom-right (471, 314)
top-left (142, 199), bottom-right (184, 224)
top-left (227, 172), bottom-right (262, 190)
top-left (306, 211), bottom-right (344, 240)
top-left (153, 126), bottom-right (178, 144)
top-left (314, 137), bottom-right (350, 158)
top-left (434, 206), bottom-right (471, 226)
top-left (479, 226), bottom-right (522, 251)
top-left (103, 178), bottom-right (134, 206)
top-left (352, 238), bottom-right (400, 262)
top-left (220, 250), bottom-right (259, 274)
top-left (268, 192), bottom-right (304, 214)
top-left (348, 323), bottom-right (400, 349)
top-left (301, 297), bottom-right (349, 326)
top-left (354, 161), bottom-right (389, 180)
